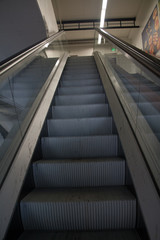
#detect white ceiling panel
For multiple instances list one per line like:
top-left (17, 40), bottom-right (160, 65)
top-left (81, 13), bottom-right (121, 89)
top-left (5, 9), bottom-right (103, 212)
top-left (106, 0), bottom-right (142, 19)
top-left (52, 0), bottom-right (102, 21)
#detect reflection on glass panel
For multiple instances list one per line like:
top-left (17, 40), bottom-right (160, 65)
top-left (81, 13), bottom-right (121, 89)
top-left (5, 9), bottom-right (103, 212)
top-left (94, 30), bottom-right (160, 187)
top-left (0, 33), bottom-right (67, 183)
top-left (0, 56), bottom-right (58, 146)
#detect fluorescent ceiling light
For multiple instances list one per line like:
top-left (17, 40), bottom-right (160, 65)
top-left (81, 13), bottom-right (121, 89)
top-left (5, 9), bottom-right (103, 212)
top-left (102, 0), bottom-right (108, 10)
top-left (98, 0), bottom-right (108, 44)
top-left (98, 35), bottom-right (102, 44)
top-left (45, 43), bottom-right (49, 48)
top-left (100, 9), bottom-right (106, 27)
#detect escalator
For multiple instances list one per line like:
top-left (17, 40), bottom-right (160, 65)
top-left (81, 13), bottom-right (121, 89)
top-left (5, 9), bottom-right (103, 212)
top-left (8, 56), bottom-right (141, 240)
top-left (1, 30), bottom-right (160, 240)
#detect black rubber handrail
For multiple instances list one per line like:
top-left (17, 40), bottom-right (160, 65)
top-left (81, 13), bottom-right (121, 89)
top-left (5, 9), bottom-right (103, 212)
top-left (0, 31), bottom-right (64, 75)
top-left (96, 28), bottom-right (160, 78)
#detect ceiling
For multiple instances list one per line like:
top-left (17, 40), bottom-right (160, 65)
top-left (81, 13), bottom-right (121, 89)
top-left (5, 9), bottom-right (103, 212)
top-left (52, 0), bottom-right (144, 42)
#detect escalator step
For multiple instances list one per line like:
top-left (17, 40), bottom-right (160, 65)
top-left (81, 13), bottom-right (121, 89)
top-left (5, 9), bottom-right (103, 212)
top-left (20, 186), bottom-right (136, 230)
top-left (60, 79), bottom-right (101, 87)
top-left (52, 104), bottom-right (109, 119)
top-left (55, 94), bottom-right (106, 105)
top-left (67, 60), bottom-right (95, 65)
top-left (33, 158), bottom-right (125, 188)
top-left (64, 64), bottom-right (97, 71)
top-left (58, 86), bottom-right (103, 95)
top-left (61, 74), bottom-right (99, 81)
top-left (63, 68), bottom-right (98, 74)
top-left (41, 135), bottom-right (119, 159)
top-left (47, 117), bottom-right (113, 136)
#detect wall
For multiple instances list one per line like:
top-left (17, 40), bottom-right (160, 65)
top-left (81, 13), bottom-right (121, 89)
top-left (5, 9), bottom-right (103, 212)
top-left (67, 44), bottom-right (93, 56)
top-left (0, 0), bottom-right (47, 63)
top-left (129, 0), bottom-right (158, 49)
top-left (37, 0), bottom-right (58, 36)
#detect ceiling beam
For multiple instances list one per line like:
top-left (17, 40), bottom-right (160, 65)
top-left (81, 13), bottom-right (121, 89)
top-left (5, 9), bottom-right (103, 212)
top-left (57, 18), bottom-right (139, 31)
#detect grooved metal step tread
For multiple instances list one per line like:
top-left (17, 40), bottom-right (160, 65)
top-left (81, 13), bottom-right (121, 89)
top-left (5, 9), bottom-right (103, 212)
top-left (41, 135), bottom-right (119, 159)
top-left (20, 186), bottom-right (136, 230)
top-left (68, 57), bottom-right (94, 59)
top-left (33, 158), bottom-right (125, 187)
top-left (66, 58), bottom-right (95, 61)
top-left (21, 186), bottom-right (135, 203)
top-left (65, 62), bottom-right (96, 67)
top-left (22, 186), bottom-right (135, 205)
top-left (55, 94), bottom-right (106, 105)
top-left (67, 61), bottom-right (95, 64)
top-left (18, 230), bottom-right (141, 240)
top-left (67, 60), bottom-right (95, 63)
top-left (61, 75), bottom-right (99, 81)
top-left (47, 117), bottom-right (113, 136)
top-left (60, 79), bottom-right (101, 87)
top-left (64, 65), bottom-right (97, 71)
top-left (64, 71), bottom-right (99, 77)
top-left (58, 86), bottom-right (103, 95)
top-left (63, 69), bottom-right (98, 74)
top-left (52, 104), bottom-right (109, 119)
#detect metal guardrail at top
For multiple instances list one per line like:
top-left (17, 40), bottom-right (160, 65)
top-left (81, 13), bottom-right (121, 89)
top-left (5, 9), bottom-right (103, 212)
top-left (0, 31), bottom-right (64, 76)
top-left (57, 18), bottom-right (139, 31)
top-left (96, 28), bottom-right (160, 79)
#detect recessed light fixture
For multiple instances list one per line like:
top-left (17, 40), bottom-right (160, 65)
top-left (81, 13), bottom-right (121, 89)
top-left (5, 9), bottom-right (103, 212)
top-left (98, 0), bottom-right (108, 44)
top-left (45, 43), bottom-right (49, 48)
